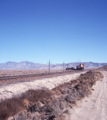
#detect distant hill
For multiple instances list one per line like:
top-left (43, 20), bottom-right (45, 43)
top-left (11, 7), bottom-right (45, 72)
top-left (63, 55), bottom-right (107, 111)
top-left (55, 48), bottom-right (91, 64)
top-left (0, 61), bottom-right (107, 70)
top-left (97, 65), bottom-right (107, 71)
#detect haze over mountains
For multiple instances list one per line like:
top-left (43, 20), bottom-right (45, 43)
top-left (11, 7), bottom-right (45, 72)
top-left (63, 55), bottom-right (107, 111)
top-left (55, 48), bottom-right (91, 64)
top-left (0, 61), bottom-right (107, 70)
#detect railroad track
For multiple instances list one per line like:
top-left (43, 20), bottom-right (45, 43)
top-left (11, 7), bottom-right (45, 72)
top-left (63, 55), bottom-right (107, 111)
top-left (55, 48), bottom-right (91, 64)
top-left (0, 70), bottom-right (85, 81)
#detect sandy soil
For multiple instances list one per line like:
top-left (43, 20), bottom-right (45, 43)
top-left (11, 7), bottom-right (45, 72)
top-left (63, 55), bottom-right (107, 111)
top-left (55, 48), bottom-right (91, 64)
top-left (66, 71), bottom-right (107, 120)
top-left (0, 71), bottom-right (86, 102)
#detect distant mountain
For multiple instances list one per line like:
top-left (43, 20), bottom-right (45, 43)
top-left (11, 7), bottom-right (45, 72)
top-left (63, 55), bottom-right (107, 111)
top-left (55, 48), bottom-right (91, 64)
top-left (0, 61), bottom-right (47, 70)
top-left (0, 61), bottom-right (107, 70)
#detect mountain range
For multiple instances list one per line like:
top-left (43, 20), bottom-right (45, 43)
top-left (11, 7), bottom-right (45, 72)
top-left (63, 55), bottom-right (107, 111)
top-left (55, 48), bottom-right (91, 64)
top-left (0, 61), bottom-right (107, 70)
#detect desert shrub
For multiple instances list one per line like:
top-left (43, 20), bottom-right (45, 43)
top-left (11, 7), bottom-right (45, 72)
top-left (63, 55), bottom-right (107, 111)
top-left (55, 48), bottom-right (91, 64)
top-left (0, 89), bottom-right (52, 119)
top-left (21, 89), bottom-right (52, 103)
top-left (0, 98), bottom-right (24, 120)
top-left (0, 70), bottom-right (104, 120)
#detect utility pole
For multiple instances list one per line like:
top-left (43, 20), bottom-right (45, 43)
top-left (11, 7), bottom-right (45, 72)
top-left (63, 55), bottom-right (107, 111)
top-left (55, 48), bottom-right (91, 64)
top-left (67, 64), bottom-right (68, 68)
top-left (48, 60), bottom-right (51, 74)
top-left (63, 62), bottom-right (64, 73)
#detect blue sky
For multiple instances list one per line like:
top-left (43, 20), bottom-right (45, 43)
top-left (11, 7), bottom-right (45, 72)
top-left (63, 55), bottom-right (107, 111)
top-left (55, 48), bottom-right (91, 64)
top-left (0, 0), bottom-right (107, 64)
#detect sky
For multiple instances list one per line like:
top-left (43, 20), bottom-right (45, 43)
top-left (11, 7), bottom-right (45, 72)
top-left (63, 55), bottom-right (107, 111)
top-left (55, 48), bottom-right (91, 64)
top-left (0, 0), bottom-right (107, 64)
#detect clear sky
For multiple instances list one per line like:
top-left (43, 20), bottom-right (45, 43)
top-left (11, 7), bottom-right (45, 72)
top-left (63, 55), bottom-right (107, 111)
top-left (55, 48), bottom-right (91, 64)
top-left (0, 0), bottom-right (107, 64)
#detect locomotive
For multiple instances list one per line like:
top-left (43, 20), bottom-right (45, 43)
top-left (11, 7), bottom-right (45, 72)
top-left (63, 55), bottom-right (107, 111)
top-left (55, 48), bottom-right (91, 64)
top-left (66, 63), bottom-right (84, 70)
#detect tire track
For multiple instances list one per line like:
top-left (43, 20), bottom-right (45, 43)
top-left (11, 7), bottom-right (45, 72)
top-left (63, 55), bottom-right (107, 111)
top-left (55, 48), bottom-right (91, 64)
top-left (69, 71), bottom-right (107, 120)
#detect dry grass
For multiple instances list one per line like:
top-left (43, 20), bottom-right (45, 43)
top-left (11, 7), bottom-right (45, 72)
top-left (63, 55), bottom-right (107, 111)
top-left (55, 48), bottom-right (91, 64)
top-left (0, 89), bottom-right (53, 120)
top-left (0, 98), bottom-right (24, 119)
top-left (21, 89), bottom-right (52, 103)
top-left (0, 70), bottom-right (104, 120)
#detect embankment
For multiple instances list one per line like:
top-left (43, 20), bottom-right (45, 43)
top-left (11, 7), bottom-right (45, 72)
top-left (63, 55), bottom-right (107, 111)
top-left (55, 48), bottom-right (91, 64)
top-left (0, 70), bottom-right (103, 120)
top-left (0, 72), bottom-right (85, 101)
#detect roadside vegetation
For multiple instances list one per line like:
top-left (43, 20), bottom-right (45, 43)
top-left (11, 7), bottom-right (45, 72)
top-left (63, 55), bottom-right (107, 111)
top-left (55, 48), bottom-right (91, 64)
top-left (0, 70), bottom-right (103, 120)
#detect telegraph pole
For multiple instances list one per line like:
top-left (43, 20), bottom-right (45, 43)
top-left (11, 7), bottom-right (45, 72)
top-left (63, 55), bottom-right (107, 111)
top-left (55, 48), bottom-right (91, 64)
top-left (49, 60), bottom-right (50, 73)
top-left (67, 64), bottom-right (68, 68)
top-left (48, 60), bottom-right (52, 74)
top-left (63, 62), bottom-right (64, 72)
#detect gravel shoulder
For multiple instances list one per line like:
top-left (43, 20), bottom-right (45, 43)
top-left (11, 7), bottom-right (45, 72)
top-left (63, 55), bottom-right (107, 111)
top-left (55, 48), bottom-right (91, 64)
top-left (67, 71), bottom-right (107, 120)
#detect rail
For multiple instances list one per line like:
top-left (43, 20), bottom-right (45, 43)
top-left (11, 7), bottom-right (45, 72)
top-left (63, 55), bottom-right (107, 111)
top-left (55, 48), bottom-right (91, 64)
top-left (0, 70), bottom-right (85, 81)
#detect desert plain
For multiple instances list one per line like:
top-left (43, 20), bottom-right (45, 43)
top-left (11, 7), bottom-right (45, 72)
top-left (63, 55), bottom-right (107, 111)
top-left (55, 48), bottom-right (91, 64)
top-left (0, 67), bottom-right (106, 120)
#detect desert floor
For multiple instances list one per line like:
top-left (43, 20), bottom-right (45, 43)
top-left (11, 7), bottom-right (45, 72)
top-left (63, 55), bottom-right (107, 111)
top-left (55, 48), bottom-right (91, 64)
top-left (0, 71), bottom-right (86, 101)
top-left (66, 71), bottom-right (107, 120)
top-left (0, 70), bottom-right (106, 120)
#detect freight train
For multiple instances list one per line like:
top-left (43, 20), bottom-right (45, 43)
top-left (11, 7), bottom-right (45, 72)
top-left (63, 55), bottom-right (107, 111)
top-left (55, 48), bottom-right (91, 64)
top-left (66, 63), bottom-right (84, 70)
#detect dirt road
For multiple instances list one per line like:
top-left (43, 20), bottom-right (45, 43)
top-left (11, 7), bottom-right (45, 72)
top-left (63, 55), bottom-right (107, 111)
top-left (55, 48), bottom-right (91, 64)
top-left (68, 71), bottom-right (107, 120)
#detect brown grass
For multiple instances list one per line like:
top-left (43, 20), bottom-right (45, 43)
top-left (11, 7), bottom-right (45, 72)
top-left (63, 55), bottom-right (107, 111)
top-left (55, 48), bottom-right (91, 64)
top-left (0, 98), bottom-right (24, 119)
top-left (21, 89), bottom-right (52, 103)
top-left (0, 89), bottom-right (52, 120)
top-left (0, 70), bottom-right (104, 120)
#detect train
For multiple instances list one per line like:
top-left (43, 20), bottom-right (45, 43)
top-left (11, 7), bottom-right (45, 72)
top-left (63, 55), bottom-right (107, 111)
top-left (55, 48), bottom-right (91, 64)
top-left (66, 63), bottom-right (84, 70)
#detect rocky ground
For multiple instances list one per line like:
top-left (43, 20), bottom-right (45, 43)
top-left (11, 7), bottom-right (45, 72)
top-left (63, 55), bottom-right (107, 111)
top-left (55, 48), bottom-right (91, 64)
top-left (0, 70), bottom-right (103, 120)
